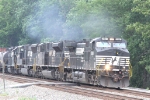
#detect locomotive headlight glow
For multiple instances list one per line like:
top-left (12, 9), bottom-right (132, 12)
top-left (105, 64), bottom-right (110, 70)
top-left (109, 38), bottom-right (114, 41)
top-left (123, 66), bottom-right (126, 71)
top-left (116, 52), bottom-right (119, 55)
top-left (115, 38), bottom-right (122, 40)
top-left (102, 37), bottom-right (108, 40)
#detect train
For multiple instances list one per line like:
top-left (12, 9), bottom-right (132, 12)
top-left (0, 37), bottom-right (132, 88)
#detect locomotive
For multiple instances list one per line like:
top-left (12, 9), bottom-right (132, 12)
top-left (0, 37), bottom-right (132, 88)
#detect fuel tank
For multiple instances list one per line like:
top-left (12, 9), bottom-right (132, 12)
top-left (42, 70), bottom-right (55, 79)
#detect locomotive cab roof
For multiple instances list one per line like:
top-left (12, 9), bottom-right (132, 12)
top-left (90, 37), bottom-right (126, 43)
top-left (31, 44), bottom-right (38, 47)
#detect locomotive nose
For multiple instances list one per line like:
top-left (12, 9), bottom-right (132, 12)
top-left (97, 48), bottom-right (129, 56)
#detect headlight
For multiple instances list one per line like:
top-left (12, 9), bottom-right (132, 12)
top-left (105, 64), bottom-right (110, 70)
top-left (122, 66), bottom-right (126, 71)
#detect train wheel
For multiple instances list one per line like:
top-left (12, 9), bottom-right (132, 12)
top-left (28, 69), bottom-right (33, 77)
top-left (76, 82), bottom-right (80, 86)
top-left (34, 71), bottom-right (38, 78)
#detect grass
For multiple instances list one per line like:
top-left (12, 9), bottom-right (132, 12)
top-left (146, 87), bottom-right (149, 90)
top-left (18, 97), bottom-right (36, 100)
top-left (0, 92), bottom-right (8, 96)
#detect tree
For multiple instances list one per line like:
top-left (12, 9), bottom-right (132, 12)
top-left (0, 0), bottom-right (38, 46)
top-left (125, 0), bottom-right (150, 88)
top-left (65, 0), bottom-right (132, 39)
top-left (0, 0), bottom-right (21, 47)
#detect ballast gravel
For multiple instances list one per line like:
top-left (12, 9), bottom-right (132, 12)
top-left (0, 78), bottom-right (101, 100)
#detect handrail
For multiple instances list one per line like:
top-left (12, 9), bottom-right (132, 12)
top-left (96, 58), bottom-right (104, 76)
top-left (129, 61), bottom-right (132, 78)
top-left (33, 58), bottom-right (36, 72)
top-left (58, 57), bottom-right (67, 73)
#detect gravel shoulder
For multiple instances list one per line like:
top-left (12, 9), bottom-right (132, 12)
top-left (0, 78), bottom-right (101, 100)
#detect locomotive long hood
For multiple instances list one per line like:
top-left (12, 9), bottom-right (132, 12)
top-left (95, 48), bottom-right (130, 56)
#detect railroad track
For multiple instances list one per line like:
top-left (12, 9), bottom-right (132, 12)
top-left (0, 73), bottom-right (149, 100)
top-left (81, 85), bottom-right (150, 99)
top-left (42, 85), bottom-right (142, 100)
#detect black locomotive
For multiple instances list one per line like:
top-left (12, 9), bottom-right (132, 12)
top-left (0, 37), bottom-right (132, 88)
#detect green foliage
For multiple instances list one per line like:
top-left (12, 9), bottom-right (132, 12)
top-left (125, 0), bottom-right (150, 88)
top-left (0, 0), bottom-right (38, 46)
top-left (66, 0), bottom-right (119, 38)
top-left (0, 92), bottom-right (8, 96)
top-left (41, 37), bottom-right (53, 43)
top-left (145, 66), bottom-right (150, 74)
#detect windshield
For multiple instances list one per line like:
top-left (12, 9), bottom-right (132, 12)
top-left (113, 43), bottom-right (126, 48)
top-left (96, 42), bottom-right (111, 47)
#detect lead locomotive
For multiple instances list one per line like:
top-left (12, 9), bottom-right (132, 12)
top-left (0, 37), bottom-right (132, 88)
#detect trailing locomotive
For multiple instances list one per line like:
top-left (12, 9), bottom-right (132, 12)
top-left (0, 37), bottom-right (132, 88)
